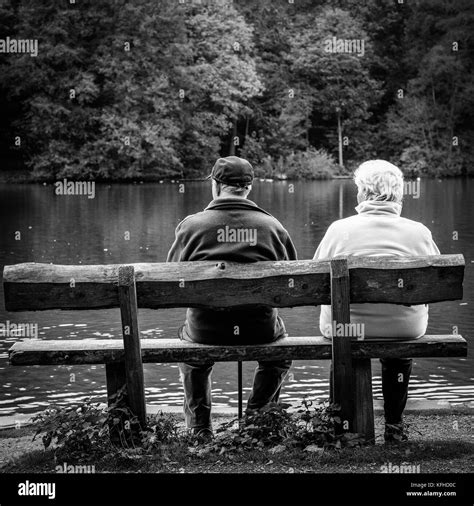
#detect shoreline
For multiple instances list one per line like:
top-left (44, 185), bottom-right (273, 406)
top-left (2, 398), bottom-right (473, 431)
top-left (0, 171), bottom-right (472, 185)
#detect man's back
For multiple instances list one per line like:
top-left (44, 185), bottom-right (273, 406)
top-left (167, 196), bottom-right (297, 344)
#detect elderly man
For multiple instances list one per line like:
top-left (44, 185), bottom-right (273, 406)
top-left (313, 160), bottom-right (440, 442)
top-left (167, 156), bottom-right (297, 439)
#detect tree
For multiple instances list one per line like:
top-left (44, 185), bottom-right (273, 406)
top-left (0, 0), bottom-right (263, 179)
top-left (1, 0), bottom-right (473, 179)
top-left (1, 0), bottom-right (186, 179)
top-left (290, 6), bottom-right (382, 167)
top-left (385, 0), bottom-right (474, 175)
top-left (177, 1), bottom-right (263, 172)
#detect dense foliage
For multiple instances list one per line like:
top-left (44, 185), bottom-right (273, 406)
top-left (32, 395), bottom-right (184, 458)
top-left (31, 398), bottom-right (365, 462)
top-left (0, 0), bottom-right (473, 179)
top-left (32, 401), bottom-right (111, 458)
top-left (195, 401), bottom-right (365, 457)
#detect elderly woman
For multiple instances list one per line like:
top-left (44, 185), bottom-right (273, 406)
top-left (313, 160), bottom-right (440, 442)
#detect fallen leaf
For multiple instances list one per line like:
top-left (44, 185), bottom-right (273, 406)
top-left (304, 445), bottom-right (323, 453)
top-left (269, 445), bottom-right (286, 454)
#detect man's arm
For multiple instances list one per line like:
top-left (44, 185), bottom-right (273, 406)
top-left (166, 222), bottom-right (185, 262)
top-left (284, 233), bottom-right (298, 261)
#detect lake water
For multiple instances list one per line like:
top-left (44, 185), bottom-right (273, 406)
top-left (0, 178), bottom-right (473, 418)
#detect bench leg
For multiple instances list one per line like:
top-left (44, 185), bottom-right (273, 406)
top-left (105, 361), bottom-right (143, 445)
top-left (352, 358), bottom-right (375, 443)
top-left (118, 266), bottom-right (147, 429)
top-left (238, 361), bottom-right (243, 419)
top-left (105, 362), bottom-right (129, 445)
top-left (330, 258), bottom-right (354, 434)
top-left (105, 361), bottom-right (127, 407)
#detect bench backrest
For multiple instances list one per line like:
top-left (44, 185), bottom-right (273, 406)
top-left (3, 254), bottom-right (464, 311)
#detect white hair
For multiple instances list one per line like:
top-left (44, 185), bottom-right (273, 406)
top-left (215, 181), bottom-right (251, 197)
top-left (354, 160), bottom-right (404, 203)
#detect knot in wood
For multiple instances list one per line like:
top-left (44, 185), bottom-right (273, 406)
top-left (216, 262), bottom-right (226, 270)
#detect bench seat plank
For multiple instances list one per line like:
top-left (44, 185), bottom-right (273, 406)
top-left (8, 335), bottom-right (467, 365)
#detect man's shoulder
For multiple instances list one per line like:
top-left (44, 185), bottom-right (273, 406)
top-left (177, 210), bottom-right (208, 228)
top-left (243, 201), bottom-right (286, 228)
top-left (252, 211), bottom-right (291, 239)
top-left (253, 208), bottom-right (285, 226)
top-left (177, 200), bottom-right (290, 239)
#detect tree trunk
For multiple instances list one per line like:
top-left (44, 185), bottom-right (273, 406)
top-left (338, 184), bottom-right (343, 220)
top-left (337, 109), bottom-right (343, 168)
top-left (229, 119), bottom-right (237, 156)
top-left (447, 81), bottom-right (458, 164)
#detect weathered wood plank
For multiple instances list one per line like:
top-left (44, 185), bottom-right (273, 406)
top-left (3, 261), bottom-right (330, 310)
top-left (3, 263), bottom-right (120, 311)
top-left (352, 359), bottom-right (375, 442)
top-left (118, 266), bottom-right (146, 427)
top-left (330, 258), bottom-right (354, 433)
top-left (349, 264), bottom-right (464, 304)
top-left (8, 335), bottom-right (467, 365)
top-left (3, 255), bottom-right (464, 311)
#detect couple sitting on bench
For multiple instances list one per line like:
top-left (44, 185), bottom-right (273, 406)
top-left (167, 157), bottom-right (440, 443)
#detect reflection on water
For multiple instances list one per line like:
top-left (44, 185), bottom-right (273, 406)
top-left (0, 179), bottom-right (473, 417)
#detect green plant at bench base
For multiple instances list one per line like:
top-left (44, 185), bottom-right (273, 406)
top-left (31, 398), bottom-right (369, 461)
top-left (32, 400), bottom-right (111, 459)
top-left (192, 400), bottom-right (366, 457)
top-left (31, 393), bottom-right (183, 459)
top-left (295, 400), bottom-right (366, 449)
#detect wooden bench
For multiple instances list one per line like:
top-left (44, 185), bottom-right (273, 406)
top-left (3, 255), bottom-right (467, 441)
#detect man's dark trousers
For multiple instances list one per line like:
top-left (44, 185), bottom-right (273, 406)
top-left (178, 324), bottom-right (291, 431)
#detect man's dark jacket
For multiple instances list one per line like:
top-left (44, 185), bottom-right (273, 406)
top-left (167, 197), bottom-right (297, 344)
